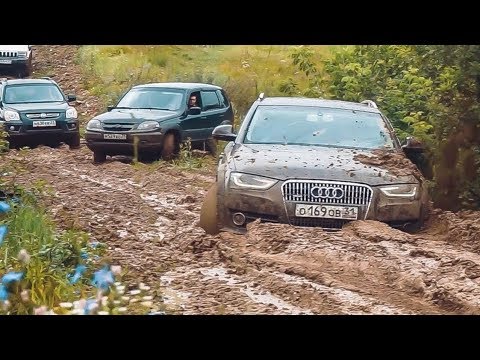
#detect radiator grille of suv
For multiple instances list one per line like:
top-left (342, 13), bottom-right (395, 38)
top-left (0, 52), bottom-right (18, 58)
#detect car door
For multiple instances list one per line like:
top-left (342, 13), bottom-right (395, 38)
top-left (179, 90), bottom-right (204, 141)
top-left (198, 90), bottom-right (224, 140)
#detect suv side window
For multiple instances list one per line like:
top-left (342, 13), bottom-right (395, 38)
top-left (200, 91), bottom-right (221, 111)
top-left (216, 90), bottom-right (229, 108)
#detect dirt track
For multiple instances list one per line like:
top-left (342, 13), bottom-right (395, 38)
top-left (2, 45), bottom-right (480, 315)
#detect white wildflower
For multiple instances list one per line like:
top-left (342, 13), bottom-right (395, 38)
top-left (129, 289), bottom-right (141, 295)
top-left (98, 311), bottom-right (109, 315)
top-left (121, 296), bottom-right (130, 302)
top-left (141, 301), bottom-right (153, 307)
top-left (139, 284), bottom-right (151, 291)
top-left (142, 295), bottom-right (153, 301)
top-left (116, 285), bottom-right (125, 292)
top-left (59, 302), bottom-right (73, 309)
top-left (101, 296), bottom-right (109, 306)
top-left (129, 298), bottom-right (138, 303)
top-left (18, 249), bottom-right (31, 264)
top-left (21, 290), bottom-right (30, 302)
top-left (74, 299), bottom-right (86, 310)
top-left (117, 307), bottom-right (127, 313)
top-left (114, 282), bottom-right (122, 287)
top-left (34, 305), bottom-right (48, 315)
top-left (111, 265), bottom-right (122, 276)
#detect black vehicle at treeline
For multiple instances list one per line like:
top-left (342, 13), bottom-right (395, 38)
top-left (85, 82), bottom-right (234, 163)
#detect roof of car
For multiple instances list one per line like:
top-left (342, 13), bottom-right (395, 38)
top-left (257, 97), bottom-right (381, 113)
top-left (133, 82), bottom-right (222, 90)
top-left (1, 78), bottom-right (55, 85)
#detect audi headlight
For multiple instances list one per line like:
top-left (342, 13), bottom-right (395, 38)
top-left (380, 184), bottom-right (417, 198)
top-left (86, 119), bottom-right (102, 130)
top-left (3, 110), bottom-right (20, 122)
top-left (229, 172), bottom-right (278, 190)
top-left (66, 107), bottom-right (78, 119)
top-left (137, 121), bottom-right (160, 130)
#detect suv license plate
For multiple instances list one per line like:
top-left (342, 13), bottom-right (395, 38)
top-left (0, 60), bottom-right (12, 64)
top-left (295, 204), bottom-right (358, 220)
top-left (33, 120), bottom-right (56, 127)
top-left (104, 133), bottom-right (127, 140)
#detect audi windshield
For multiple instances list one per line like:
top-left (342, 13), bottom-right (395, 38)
top-left (244, 105), bottom-right (395, 150)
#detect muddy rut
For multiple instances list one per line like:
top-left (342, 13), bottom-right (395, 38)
top-left (2, 46), bottom-right (480, 314)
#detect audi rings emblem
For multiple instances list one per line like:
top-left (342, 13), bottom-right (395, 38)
top-left (311, 186), bottom-right (344, 199)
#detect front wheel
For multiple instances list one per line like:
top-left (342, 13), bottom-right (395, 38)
top-left (93, 151), bottom-right (106, 164)
top-left (67, 133), bottom-right (81, 149)
top-left (161, 133), bottom-right (178, 160)
top-left (199, 183), bottom-right (220, 235)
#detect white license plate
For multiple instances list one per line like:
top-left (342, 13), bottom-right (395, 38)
top-left (295, 204), bottom-right (358, 220)
top-left (33, 120), bottom-right (56, 127)
top-left (104, 133), bottom-right (127, 140)
top-left (0, 59), bottom-right (12, 64)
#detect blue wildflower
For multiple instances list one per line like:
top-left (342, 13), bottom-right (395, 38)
top-left (0, 225), bottom-right (7, 246)
top-left (89, 241), bottom-right (100, 249)
top-left (80, 251), bottom-right (89, 260)
top-left (0, 284), bottom-right (8, 301)
top-left (92, 266), bottom-right (114, 291)
top-left (84, 299), bottom-right (98, 315)
top-left (2, 271), bottom-right (23, 285)
top-left (0, 202), bottom-right (10, 213)
top-left (69, 264), bottom-right (86, 285)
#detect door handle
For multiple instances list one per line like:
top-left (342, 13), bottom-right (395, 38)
top-left (201, 116), bottom-right (207, 119)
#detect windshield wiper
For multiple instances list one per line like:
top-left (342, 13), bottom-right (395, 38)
top-left (115, 107), bottom-right (172, 111)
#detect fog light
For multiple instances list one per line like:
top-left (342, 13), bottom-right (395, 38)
top-left (232, 212), bottom-right (246, 226)
top-left (9, 126), bottom-right (14, 131)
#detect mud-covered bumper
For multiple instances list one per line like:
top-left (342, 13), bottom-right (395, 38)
top-left (219, 182), bottom-right (426, 232)
top-left (1, 120), bottom-right (79, 142)
top-left (85, 131), bottom-right (164, 155)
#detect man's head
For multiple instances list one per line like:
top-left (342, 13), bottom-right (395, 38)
top-left (189, 95), bottom-right (198, 107)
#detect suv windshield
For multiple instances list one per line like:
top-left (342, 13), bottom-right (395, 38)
top-left (244, 105), bottom-right (395, 150)
top-left (4, 84), bottom-right (64, 104)
top-left (117, 88), bottom-right (185, 111)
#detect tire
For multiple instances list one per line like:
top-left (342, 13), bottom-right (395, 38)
top-left (93, 151), bottom-right (106, 164)
top-left (402, 204), bottom-right (429, 233)
top-left (161, 133), bottom-right (178, 160)
top-left (199, 183), bottom-right (220, 235)
top-left (67, 133), bottom-right (81, 149)
top-left (205, 138), bottom-right (218, 157)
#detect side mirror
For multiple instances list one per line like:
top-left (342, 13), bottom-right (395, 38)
top-left (188, 106), bottom-right (201, 115)
top-left (212, 124), bottom-right (236, 142)
top-left (67, 94), bottom-right (76, 102)
top-left (402, 136), bottom-right (425, 154)
top-left (107, 105), bottom-right (115, 112)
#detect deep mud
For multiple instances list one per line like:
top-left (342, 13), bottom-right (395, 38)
top-left (2, 46), bottom-right (480, 314)
top-left (354, 149), bottom-right (424, 179)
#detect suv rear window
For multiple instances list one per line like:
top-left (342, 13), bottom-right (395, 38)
top-left (244, 105), bottom-right (395, 150)
top-left (4, 84), bottom-right (64, 104)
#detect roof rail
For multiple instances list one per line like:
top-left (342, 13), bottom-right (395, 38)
top-left (0, 78), bottom-right (7, 82)
top-left (258, 92), bottom-right (265, 101)
top-left (40, 76), bottom-right (52, 80)
top-left (361, 100), bottom-right (378, 109)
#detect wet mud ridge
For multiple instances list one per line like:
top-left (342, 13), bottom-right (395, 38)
top-left (2, 45), bottom-right (480, 314)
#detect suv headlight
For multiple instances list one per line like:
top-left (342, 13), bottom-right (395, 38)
top-left (137, 121), bottom-right (160, 130)
top-left (86, 119), bottom-right (102, 130)
top-left (229, 172), bottom-right (278, 190)
top-left (17, 51), bottom-right (28, 58)
top-left (3, 110), bottom-right (20, 122)
top-left (380, 184), bottom-right (417, 198)
top-left (66, 107), bottom-right (78, 119)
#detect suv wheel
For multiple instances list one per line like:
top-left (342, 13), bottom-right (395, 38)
top-left (199, 183), bottom-right (220, 235)
top-left (205, 138), bottom-right (218, 157)
top-left (67, 133), bottom-right (81, 149)
top-left (161, 133), bottom-right (177, 160)
top-left (93, 151), bottom-right (106, 164)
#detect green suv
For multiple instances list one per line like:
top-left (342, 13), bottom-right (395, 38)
top-left (0, 77), bottom-right (80, 149)
top-left (85, 82), bottom-right (234, 163)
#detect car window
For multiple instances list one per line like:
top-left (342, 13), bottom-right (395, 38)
top-left (4, 84), bottom-right (64, 104)
top-left (244, 105), bottom-right (395, 150)
top-left (216, 90), bottom-right (229, 108)
top-left (200, 91), bottom-right (221, 111)
top-left (117, 88), bottom-right (185, 111)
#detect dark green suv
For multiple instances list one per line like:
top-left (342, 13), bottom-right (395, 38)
top-left (0, 78), bottom-right (80, 149)
top-left (84, 82), bottom-right (234, 163)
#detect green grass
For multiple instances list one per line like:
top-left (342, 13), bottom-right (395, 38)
top-left (77, 45), bottom-right (335, 121)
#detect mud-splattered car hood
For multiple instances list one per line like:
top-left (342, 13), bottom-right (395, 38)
top-left (229, 144), bottom-right (421, 186)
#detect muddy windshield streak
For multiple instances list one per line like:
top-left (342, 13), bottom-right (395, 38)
top-left (117, 88), bottom-right (185, 111)
top-left (4, 84), bottom-right (64, 104)
top-left (244, 105), bottom-right (395, 150)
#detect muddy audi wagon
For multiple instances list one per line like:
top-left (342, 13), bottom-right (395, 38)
top-left (200, 95), bottom-right (430, 234)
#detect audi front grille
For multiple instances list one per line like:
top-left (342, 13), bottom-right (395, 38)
top-left (282, 180), bottom-right (373, 228)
